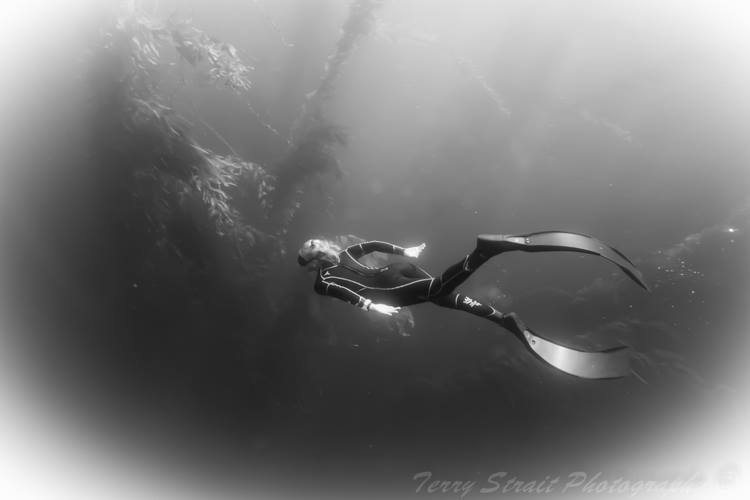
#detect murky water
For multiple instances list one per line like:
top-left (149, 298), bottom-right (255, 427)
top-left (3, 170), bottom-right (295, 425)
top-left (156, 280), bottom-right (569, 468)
top-left (1, 1), bottom-right (749, 499)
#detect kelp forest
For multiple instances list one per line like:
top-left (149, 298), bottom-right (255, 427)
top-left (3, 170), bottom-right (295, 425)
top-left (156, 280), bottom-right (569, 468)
top-left (5, 0), bottom-right (414, 463)
top-left (2, 0), bottom-right (749, 494)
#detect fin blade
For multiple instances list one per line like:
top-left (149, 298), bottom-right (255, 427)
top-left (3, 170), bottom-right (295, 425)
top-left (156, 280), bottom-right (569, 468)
top-left (495, 312), bottom-right (632, 379)
top-left (516, 231), bottom-right (650, 291)
top-left (522, 329), bottom-right (631, 379)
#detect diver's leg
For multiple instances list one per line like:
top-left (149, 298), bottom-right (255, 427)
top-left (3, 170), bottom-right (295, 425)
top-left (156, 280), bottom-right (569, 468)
top-left (428, 248), bottom-right (493, 298)
top-left (431, 291), bottom-right (499, 319)
top-left (431, 292), bottom-right (631, 379)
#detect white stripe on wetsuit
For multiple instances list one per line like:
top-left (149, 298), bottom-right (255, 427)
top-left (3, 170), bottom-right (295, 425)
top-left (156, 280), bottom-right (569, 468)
top-left (344, 250), bottom-right (375, 269)
top-left (322, 274), bottom-right (432, 292)
top-left (325, 280), bottom-right (368, 306)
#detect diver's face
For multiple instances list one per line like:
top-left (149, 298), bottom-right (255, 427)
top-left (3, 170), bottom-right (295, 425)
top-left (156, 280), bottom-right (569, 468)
top-left (306, 239), bottom-right (322, 251)
top-left (299, 239), bottom-right (324, 270)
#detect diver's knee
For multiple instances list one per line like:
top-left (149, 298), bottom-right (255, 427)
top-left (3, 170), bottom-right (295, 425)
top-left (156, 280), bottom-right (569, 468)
top-left (430, 294), bottom-right (455, 308)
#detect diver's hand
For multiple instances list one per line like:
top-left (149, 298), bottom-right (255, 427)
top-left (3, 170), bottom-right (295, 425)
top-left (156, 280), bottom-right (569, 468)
top-left (369, 303), bottom-right (401, 316)
top-left (404, 243), bottom-right (426, 258)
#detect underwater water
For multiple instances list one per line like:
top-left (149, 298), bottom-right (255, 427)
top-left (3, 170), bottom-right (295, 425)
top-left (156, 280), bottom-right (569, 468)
top-left (1, 0), bottom-right (749, 499)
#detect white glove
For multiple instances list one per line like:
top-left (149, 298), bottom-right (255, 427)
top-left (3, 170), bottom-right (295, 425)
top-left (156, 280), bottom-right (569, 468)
top-left (404, 242), bottom-right (426, 258)
top-left (369, 303), bottom-right (401, 316)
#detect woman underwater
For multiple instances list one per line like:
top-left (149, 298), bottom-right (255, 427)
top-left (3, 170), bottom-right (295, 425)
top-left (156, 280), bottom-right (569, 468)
top-left (298, 231), bottom-right (649, 379)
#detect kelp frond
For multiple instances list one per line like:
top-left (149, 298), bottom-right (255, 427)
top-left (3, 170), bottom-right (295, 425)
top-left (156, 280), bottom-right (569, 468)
top-left (90, 3), bottom-right (279, 273)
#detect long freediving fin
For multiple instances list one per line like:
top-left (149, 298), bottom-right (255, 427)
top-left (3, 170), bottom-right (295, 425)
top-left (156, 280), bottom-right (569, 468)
top-left (521, 329), bottom-right (631, 379)
top-left (495, 312), bottom-right (631, 379)
top-left (477, 231), bottom-right (650, 291)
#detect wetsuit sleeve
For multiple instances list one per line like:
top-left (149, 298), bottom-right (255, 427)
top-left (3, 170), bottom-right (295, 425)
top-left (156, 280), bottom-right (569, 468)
top-left (345, 241), bottom-right (406, 259)
top-left (315, 276), bottom-right (371, 309)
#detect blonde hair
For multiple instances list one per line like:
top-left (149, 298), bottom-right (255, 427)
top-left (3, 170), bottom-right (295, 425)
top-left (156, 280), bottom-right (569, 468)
top-left (298, 237), bottom-right (342, 266)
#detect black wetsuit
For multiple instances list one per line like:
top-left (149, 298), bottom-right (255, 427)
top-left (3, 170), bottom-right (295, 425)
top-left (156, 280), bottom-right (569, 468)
top-left (315, 241), bottom-right (500, 319)
top-left (310, 232), bottom-right (648, 379)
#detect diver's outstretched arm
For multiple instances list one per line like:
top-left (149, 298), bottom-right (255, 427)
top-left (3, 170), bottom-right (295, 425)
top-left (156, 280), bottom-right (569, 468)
top-left (344, 241), bottom-right (424, 258)
top-left (493, 312), bottom-right (631, 379)
top-left (314, 277), bottom-right (400, 316)
top-left (477, 231), bottom-right (649, 291)
top-left (345, 241), bottom-right (407, 259)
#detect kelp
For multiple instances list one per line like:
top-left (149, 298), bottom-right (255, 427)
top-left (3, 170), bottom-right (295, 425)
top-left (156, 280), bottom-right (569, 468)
top-left (266, 122), bottom-right (347, 234)
top-left (271, 0), bottom-right (385, 230)
top-left (89, 1), bottom-right (282, 278)
top-left (170, 19), bottom-right (253, 93)
top-left (292, 0), bottom-right (385, 138)
top-left (311, 0), bottom-right (386, 104)
top-left (111, 4), bottom-right (253, 93)
top-left (85, 0), bottom-right (391, 302)
top-left (96, 0), bottom-right (385, 253)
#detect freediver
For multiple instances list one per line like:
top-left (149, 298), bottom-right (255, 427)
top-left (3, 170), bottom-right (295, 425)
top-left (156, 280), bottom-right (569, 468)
top-left (297, 232), bottom-right (649, 379)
